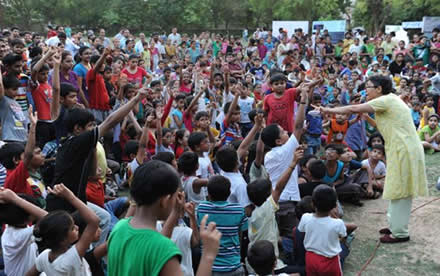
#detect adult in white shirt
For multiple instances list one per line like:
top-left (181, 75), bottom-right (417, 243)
top-left (262, 86), bottom-right (308, 236)
top-left (46, 32), bottom-right (79, 56)
top-left (349, 38), bottom-right (363, 55)
top-left (168, 27), bottom-right (182, 45)
top-left (98, 28), bottom-right (111, 48)
top-left (135, 32), bottom-right (147, 54)
top-left (277, 38), bottom-right (289, 66)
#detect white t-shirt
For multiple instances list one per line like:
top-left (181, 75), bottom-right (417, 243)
top-left (264, 134), bottom-right (300, 201)
top-left (238, 97), bottom-right (254, 123)
top-left (196, 152), bottom-right (213, 179)
top-left (220, 171), bottom-right (251, 208)
top-left (157, 222), bottom-right (193, 276)
top-left (35, 246), bottom-right (92, 276)
top-left (1, 225), bottom-right (38, 276)
top-left (182, 175), bottom-right (207, 205)
top-left (297, 213), bottom-right (347, 258)
top-left (361, 159), bottom-right (386, 178)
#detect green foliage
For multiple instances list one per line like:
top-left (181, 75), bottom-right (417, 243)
top-left (0, 0), bottom-right (438, 34)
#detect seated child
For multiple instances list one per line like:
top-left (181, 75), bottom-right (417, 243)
top-left (197, 175), bottom-right (248, 275)
top-left (298, 159), bottom-right (326, 198)
top-left (1, 108), bottom-right (46, 208)
top-left (297, 185), bottom-right (347, 276)
top-left (419, 114), bottom-right (440, 154)
top-left (27, 184), bottom-right (100, 276)
top-left (361, 144), bottom-right (386, 195)
top-left (0, 189), bottom-right (48, 276)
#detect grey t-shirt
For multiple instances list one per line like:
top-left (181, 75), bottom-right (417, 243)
top-left (0, 96), bottom-right (28, 142)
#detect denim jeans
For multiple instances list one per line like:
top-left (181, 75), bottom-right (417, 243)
top-left (304, 133), bottom-right (321, 155)
top-left (87, 202), bottom-right (111, 245)
top-left (105, 197), bottom-right (128, 230)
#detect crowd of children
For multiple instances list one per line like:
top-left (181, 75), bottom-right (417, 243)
top-left (0, 24), bottom-right (438, 275)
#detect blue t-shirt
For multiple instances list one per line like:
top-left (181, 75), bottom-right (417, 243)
top-left (306, 108), bottom-right (323, 135)
top-left (73, 63), bottom-right (89, 98)
top-left (411, 109), bottom-right (420, 126)
top-left (197, 201), bottom-right (248, 272)
top-left (322, 161), bottom-right (344, 184)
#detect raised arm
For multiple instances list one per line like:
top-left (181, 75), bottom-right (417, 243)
top-left (224, 87), bottom-right (239, 126)
top-left (23, 107), bottom-right (37, 168)
top-left (161, 91), bottom-right (174, 126)
top-left (136, 115), bottom-right (153, 165)
top-left (237, 112), bottom-right (263, 160)
top-left (31, 48), bottom-right (55, 81)
top-left (293, 86), bottom-right (309, 141)
top-left (0, 188), bottom-right (48, 219)
top-left (254, 132), bottom-right (265, 167)
top-left (184, 202), bottom-right (200, 247)
top-left (98, 88), bottom-right (147, 137)
top-left (50, 51), bottom-right (61, 120)
top-left (272, 147), bottom-right (304, 203)
top-left (93, 47), bottom-right (111, 76)
top-left (320, 102), bottom-right (375, 115)
top-left (49, 184), bottom-right (99, 257)
top-left (0, 66), bottom-right (4, 100)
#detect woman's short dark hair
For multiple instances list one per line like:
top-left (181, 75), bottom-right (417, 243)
top-left (368, 75), bottom-right (393, 95)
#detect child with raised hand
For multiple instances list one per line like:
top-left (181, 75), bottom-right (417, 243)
top-left (26, 183), bottom-right (100, 276)
top-left (108, 160), bottom-right (221, 276)
top-left (0, 188), bottom-right (48, 276)
top-left (246, 147), bottom-right (304, 274)
top-left (297, 185), bottom-right (347, 276)
top-left (3, 106), bottom-right (46, 208)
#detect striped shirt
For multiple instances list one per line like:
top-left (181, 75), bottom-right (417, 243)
top-left (0, 163), bottom-right (6, 187)
top-left (220, 120), bottom-right (242, 146)
top-left (197, 201), bottom-right (248, 272)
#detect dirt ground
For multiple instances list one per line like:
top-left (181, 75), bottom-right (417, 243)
top-left (342, 154), bottom-right (440, 276)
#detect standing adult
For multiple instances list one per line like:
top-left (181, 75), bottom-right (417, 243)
top-left (320, 75), bottom-right (428, 243)
top-left (135, 33), bottom-right (147, 54)
top-left (168, 28), bottom-right (181, 45)
top-left (99, 28), bottom-right (111, 48)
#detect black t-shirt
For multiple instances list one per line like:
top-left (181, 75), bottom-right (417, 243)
top-left (389, 61), bottom-right (405, 75)
top-left (46, 127), bottom-right (99, 212)
top-left (299, 181), bottom-right (322, 198)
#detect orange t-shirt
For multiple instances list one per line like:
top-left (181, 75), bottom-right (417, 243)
top-left (327, 118), bottom-right (349, 144)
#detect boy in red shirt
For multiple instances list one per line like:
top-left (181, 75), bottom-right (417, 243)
top-left (87, 48), bottom-right (111, 123)
top-left (31, 48), bottom-right (60, 148)
top-left (0, 107), bottom-right (46, 208)
top-left (263, 73), bottom-right (299, 133)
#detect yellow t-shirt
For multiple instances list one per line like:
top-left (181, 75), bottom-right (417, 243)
top-left (368, 93), bottom-right (428, 200)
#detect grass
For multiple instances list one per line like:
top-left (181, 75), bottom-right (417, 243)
top-left (342, 153), bottom-right (440, 275)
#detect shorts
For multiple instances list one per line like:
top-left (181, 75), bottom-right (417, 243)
top-left (276, 201), bottom-right (298, 237)
top-left (305, 251), bottom-right (342, 276)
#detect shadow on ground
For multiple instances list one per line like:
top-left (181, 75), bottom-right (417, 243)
top-left (343, 154), bottom-right (440, 275)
